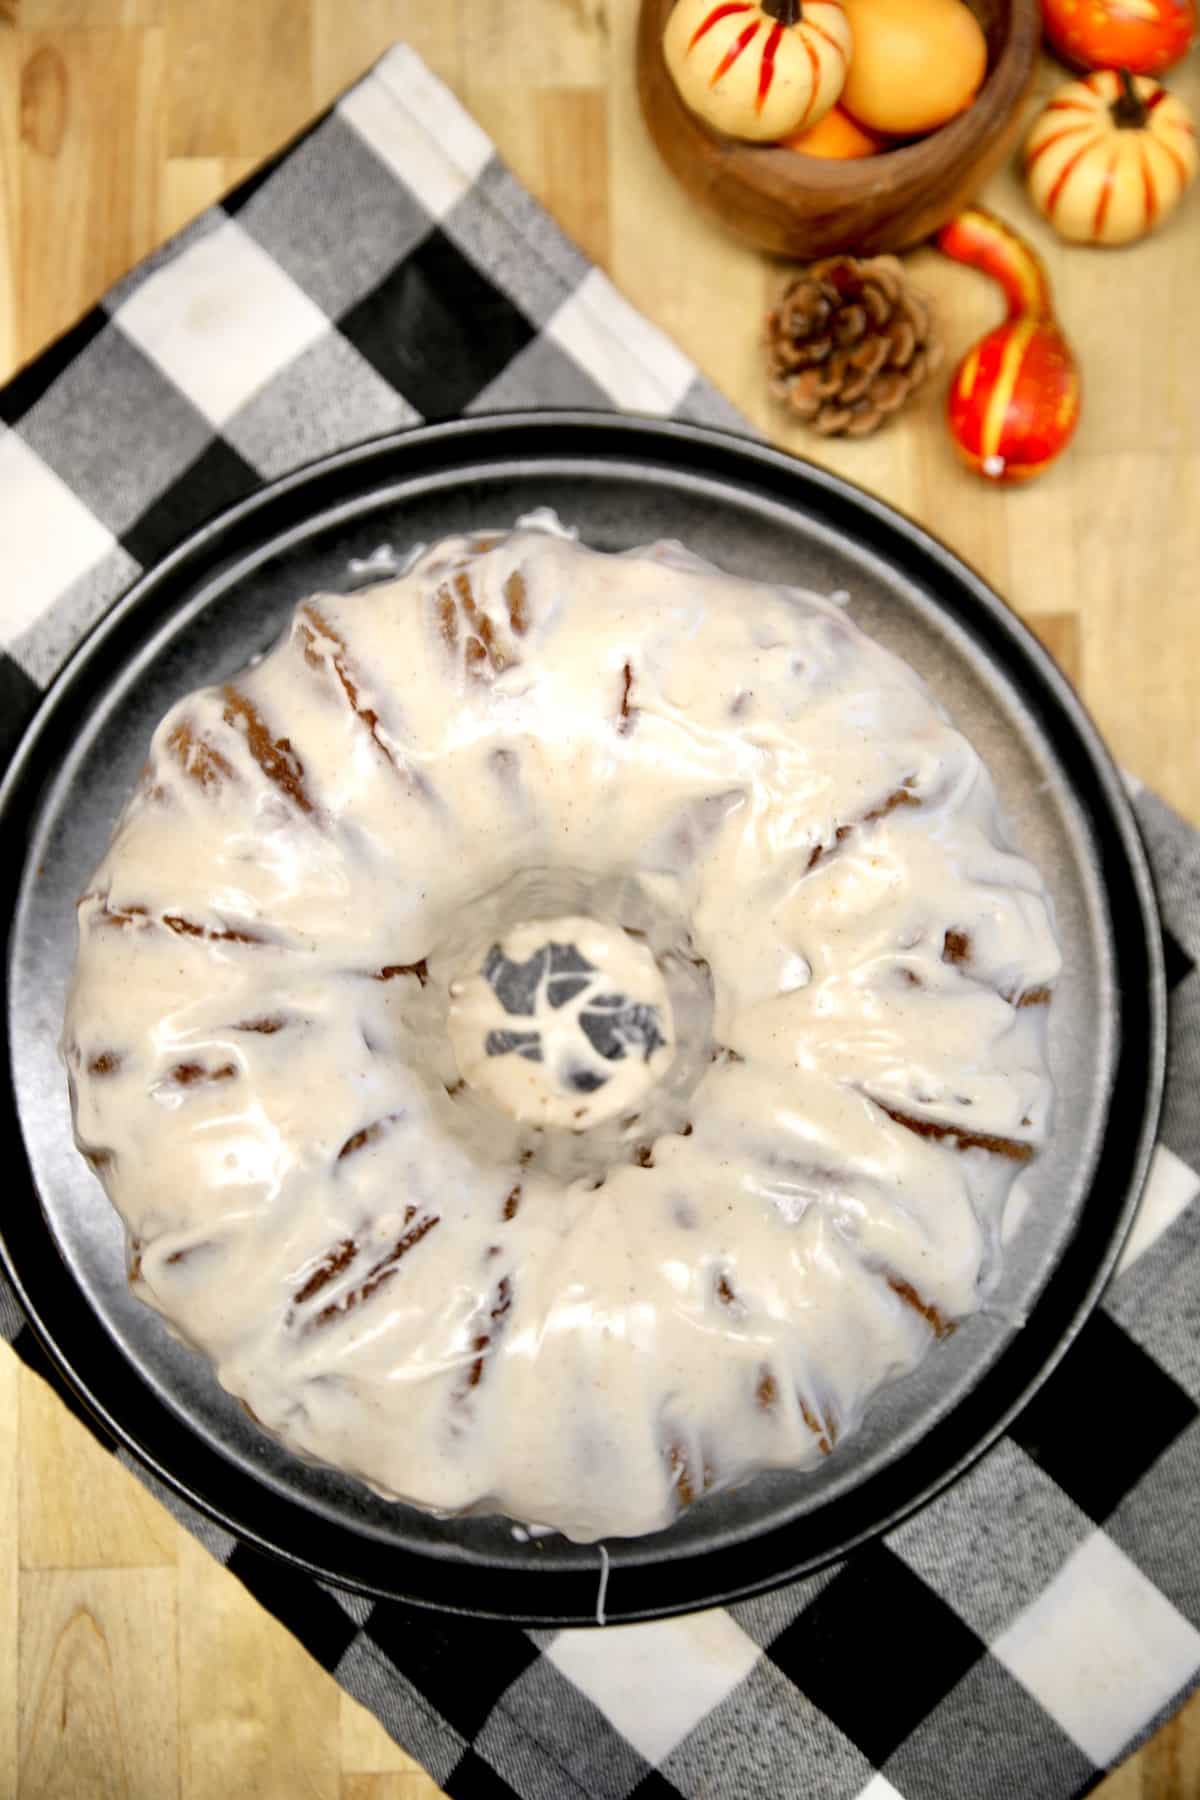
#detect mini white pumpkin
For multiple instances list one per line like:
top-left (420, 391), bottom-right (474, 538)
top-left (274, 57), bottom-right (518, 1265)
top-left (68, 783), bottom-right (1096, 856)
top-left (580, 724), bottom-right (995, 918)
top-left (1025, 69), bottom-right (1198, 246)
top-left (663, 0), bottom-right (853, 143)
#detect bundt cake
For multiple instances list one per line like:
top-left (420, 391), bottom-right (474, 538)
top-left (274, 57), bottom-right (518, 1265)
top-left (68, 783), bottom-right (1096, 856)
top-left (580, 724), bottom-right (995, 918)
top-left (64, 515), bottom-right (1060, 1542)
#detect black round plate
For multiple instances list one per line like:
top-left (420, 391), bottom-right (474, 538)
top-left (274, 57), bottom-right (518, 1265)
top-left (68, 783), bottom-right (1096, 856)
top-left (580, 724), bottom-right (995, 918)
top-left (0, 414), bottom-right (1164, 1625)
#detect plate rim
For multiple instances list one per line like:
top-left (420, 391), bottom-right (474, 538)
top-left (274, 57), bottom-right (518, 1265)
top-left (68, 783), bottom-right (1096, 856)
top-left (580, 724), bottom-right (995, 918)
top-left (0, 411), bottom-right (1166, 1625)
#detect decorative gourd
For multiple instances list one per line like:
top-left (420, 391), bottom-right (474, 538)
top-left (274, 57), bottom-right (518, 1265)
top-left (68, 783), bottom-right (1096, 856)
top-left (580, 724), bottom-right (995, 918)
top-left (840, 0), bottom-right (988, 135)
top-left (662, 0), bottom-right (852, 143)
top-left (1040, 0), bottom-right (1196, 76)
top-left (1025, 70), bottom-right (1198, 245)
top-left (937, 208), bottom-right (1081, 485)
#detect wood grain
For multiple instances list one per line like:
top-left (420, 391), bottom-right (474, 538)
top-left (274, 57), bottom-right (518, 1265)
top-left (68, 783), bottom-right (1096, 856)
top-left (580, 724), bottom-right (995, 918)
top-left (311, 4), bottom-right (463, 109)
top-left (14, 25), bottom-right (164, 362)
top-left (17, 0), bottom-right (162, 26)
top-left (0, 23), bottom-right (19, 377)
top-left (1100, 1696), bottom-right (1200, 1800)
top-left (342, 1775), bottom-right (445, 1800)
top-left (1, 2), bottom-right (1198, 1796)
top-left (176, 1529), bottom-right (341, 1800)
top-left (18, 1362), bottom-right (176, 1569)
top-left (0, 1344), bottom-right (18, 1799)
top-left (158, 156), bottom-right (257, 240)
top-left (164, 0), bottom-right (311, 160)
top-left (17, 1568), bottom-right (177, 1799)
top-left (542, 87), bottom-right (612, 269)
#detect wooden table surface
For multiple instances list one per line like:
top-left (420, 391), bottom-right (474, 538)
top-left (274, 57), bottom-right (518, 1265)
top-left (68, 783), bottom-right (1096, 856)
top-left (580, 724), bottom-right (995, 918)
top-left (2, 3), bottom-right (1198, 1796)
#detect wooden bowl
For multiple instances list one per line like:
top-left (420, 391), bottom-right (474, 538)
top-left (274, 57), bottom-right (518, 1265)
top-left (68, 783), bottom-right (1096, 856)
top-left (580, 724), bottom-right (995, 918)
top-left (637, 0), bottom-right (1040, 258)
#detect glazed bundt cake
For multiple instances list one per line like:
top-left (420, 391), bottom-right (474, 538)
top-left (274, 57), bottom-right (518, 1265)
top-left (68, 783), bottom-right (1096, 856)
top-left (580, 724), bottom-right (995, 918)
top-left (64, 517), bottom-right (1059, 1542)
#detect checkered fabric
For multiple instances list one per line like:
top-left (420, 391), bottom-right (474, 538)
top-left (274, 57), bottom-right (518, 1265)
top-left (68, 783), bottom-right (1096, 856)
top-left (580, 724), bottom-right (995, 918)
top-left (2, 45), bottom-right (1199, 1800)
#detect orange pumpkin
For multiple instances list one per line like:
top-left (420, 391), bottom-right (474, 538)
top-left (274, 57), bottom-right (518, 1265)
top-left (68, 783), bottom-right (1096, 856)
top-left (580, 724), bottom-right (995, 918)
top-left (781, 104), bottom-right (884, 156)
top-left (840, 0), bottom-right (988, 135)
top-left (663, 0), bottom-right (852, 142)
top-left (937, 208), bottom-right (1081, 484)
top-left (1041, 0), bottom-right (1196, 75)
top-left (1025, 70), bottom-right (1198, 245)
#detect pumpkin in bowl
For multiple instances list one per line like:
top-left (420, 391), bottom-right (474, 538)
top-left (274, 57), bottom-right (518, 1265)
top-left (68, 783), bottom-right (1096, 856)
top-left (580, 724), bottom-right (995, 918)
top-left (1025, 69), bottom-right (1198, 244)
top-left (638, 0), bottom-right (1042, 260)
top-left (840, 0), bottom-right (989, 134)
top-left (782, 104), bottom-right (885, 156)
top-left (662, 0), bottom-right (853, 141)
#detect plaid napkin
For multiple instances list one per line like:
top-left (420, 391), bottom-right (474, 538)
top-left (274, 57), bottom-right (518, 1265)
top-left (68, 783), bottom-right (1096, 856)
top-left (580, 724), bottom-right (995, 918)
top-left (3, 46), bottom-right (1200, 1800)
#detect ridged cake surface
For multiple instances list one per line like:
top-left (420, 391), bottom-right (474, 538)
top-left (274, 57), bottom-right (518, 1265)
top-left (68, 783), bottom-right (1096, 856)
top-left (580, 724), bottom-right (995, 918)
top-left (65, 520), bottom-right (1059, 1541)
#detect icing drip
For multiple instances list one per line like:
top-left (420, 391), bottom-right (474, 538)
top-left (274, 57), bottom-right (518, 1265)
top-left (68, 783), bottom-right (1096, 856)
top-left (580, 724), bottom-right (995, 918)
top-left (596, 1544), bottom-right (611, 1626)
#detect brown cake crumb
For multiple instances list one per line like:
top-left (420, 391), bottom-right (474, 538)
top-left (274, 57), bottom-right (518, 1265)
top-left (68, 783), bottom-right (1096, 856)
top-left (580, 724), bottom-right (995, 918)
top-left (807, 784), bottom-right (920, 872)
top-left (163, 913), bottom-right (262, 945)
top-left (885, 1272), bottom-right (956, 1340)
top-left (463, 1275), bottom-right (513, 1392)
top-left (942, 928), bottom-right (971, 965)
top-left (294, 1238), bottom-right (357, 1304)
top-left (311, 1209), bottom-right (441, 1328)
top-left (873, 1098), bottom-right (1034, 1163)
top-left (337, 1114), bottom-right (400, 1162)
top-left (166, 721), bottom-right (234, 791)
top-left (167, 1061), bottom-right (237, 1087)
top-left (374, 959), bottom-right (429, 986)
top-left (665, 1441), bottom-right (714, 1507)
top-left (222, 685), bottom-right (313, 814)
top-left (799, 1397), bottom-right (835, 1456)
top-left (617, 662), bottom-right (635, 734)
top-left (504, 570), bottom-right (529, 636)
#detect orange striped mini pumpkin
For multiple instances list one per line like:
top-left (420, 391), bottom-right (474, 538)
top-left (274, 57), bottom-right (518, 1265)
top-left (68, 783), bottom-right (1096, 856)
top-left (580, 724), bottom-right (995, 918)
top-left (663, 0), bottom-right (852, 143)
top-left (1024, 69), bottom-right (1197, 246)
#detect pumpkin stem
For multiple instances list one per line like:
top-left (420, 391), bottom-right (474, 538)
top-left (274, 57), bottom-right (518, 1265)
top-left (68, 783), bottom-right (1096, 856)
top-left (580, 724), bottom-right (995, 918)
top-left (761, 0), bottom-right (803, 23)
top-left (1112, 68), bottom-right (1149, 130)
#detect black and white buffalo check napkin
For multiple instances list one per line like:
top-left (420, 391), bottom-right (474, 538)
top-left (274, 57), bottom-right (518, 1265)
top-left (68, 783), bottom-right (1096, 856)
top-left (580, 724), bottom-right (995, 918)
top-left (4, 45), bottom-right (1200, 1800)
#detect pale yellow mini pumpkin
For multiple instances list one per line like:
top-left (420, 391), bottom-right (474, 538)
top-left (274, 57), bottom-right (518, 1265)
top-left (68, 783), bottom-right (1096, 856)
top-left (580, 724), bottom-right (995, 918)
top-left (1025, 69), bottom-right (1198, 246)
top-left (663, 0), bottom-right (853, 143)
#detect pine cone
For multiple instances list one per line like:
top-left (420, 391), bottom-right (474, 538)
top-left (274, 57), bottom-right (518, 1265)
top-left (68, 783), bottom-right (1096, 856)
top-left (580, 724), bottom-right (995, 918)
top-left (765, 255), bottom-right (942, 438)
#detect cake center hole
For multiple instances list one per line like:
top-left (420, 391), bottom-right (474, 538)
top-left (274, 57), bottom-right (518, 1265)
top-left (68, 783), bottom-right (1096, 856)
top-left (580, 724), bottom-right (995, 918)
top-left (447, 915), bottom-right (675, 1129)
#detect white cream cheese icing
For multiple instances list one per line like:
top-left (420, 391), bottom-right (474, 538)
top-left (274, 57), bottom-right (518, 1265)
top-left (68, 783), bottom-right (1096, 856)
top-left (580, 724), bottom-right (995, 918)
top-left (64, 519), bottom-right (1060, 1542)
